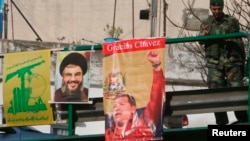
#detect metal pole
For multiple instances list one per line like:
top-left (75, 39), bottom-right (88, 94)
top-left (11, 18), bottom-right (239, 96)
top-left (112, 0), bottom-right (117, 38)
top-left (67, 104), bottom-right (74, 136)
top-left (247, 30), bottom-right (250, 123)
top-left (10, 0), bottom-right (42, 41)
top-left (3, 3), bottom-right (8, 39)
top-left (150, 0), bottom-right (157, 37)
top-left (132, 0), bottom-right (134, 38)
top-left (163, 0), bottom-right (167, 37)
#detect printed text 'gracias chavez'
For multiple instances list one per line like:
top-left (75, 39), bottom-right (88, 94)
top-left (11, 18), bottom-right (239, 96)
top-left (106, 40), bottom-right (162, 52)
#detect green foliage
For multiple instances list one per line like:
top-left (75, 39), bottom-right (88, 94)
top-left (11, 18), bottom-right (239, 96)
top-left (103, 24), bottom-right (123, 38)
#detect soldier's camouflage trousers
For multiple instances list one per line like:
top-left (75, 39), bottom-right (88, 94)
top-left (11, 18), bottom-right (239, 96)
top-left (207, 64), bottom-right (244, 88)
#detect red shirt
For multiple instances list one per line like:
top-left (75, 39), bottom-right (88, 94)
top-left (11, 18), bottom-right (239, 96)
top-left (105, 69), bottom-right (165, 141)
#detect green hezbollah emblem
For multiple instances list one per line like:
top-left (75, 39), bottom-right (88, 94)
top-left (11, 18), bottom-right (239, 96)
top-left (210, 0), bottom-right (224, 6)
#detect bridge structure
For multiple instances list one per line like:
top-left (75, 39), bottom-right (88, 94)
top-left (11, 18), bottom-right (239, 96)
top-left (47, 31), bottom-right (250, 141)
top-left (1, 31), bottom-right (250, 141)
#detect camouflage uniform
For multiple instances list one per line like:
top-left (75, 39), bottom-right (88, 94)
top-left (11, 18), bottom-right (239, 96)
top-left (200, 4), bottom-right (248, 124)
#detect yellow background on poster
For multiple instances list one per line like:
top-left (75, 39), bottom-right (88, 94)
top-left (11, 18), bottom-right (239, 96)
top-left (102, 37), bottom-right (166, 141)
top-left (102, 49), bottom-right (165, 113)
top-left (2, 50), bottom-right (54, 126)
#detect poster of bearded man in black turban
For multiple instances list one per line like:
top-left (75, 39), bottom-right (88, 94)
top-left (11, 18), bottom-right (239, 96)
top-left (54, 51), bottom-right (90, 103)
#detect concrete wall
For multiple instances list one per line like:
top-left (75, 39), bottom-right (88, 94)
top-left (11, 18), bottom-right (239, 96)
top-left (4, 0), bottom-right (212, 43)
top-left (4, 0), bottom-right (247, 43)
top-left (6, 0), bottom-right (150, 43)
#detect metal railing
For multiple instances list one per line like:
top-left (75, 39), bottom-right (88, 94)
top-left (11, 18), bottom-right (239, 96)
top-left (5, 31), bottom-right (250, 140)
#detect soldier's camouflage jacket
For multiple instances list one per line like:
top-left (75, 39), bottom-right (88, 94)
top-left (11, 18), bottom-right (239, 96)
top-left (199, 13), bottom-right (245, 69)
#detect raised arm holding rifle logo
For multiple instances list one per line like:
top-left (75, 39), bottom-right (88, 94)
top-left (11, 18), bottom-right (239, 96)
top-left (5, 60), bottom-right (47, 115)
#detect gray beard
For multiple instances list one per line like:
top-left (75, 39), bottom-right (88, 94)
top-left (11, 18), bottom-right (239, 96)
top-left (61, 82), bottom-right (84, 100)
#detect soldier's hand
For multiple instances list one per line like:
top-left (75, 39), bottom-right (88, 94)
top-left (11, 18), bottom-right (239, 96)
top-left (201, 29), bottom-right (209, 35)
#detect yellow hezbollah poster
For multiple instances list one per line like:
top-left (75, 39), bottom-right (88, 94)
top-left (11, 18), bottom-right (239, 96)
top-left (102, 38), bottom-right (166, 141)
top-left (3, 50), bottom-right (54, 126)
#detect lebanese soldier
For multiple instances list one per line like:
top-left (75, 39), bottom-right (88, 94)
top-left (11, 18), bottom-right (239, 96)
top-left (199, 0), bottom-right (248, 125)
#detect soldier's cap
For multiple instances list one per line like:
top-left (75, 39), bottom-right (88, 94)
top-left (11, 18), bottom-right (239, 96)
top-left (60, 52), bottom-right (87, 76)
top-left (210, 0), bottom-right (224, 6)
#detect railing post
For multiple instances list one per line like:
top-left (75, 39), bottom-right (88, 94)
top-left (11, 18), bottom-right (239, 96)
top-left (247, 31), bottom-right (250, 123)
top-left (68, 104), bottom-right (76, 136)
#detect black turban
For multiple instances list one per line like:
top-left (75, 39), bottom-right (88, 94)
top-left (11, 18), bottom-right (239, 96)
top-left (60, 52), bottom-right (87, 76)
